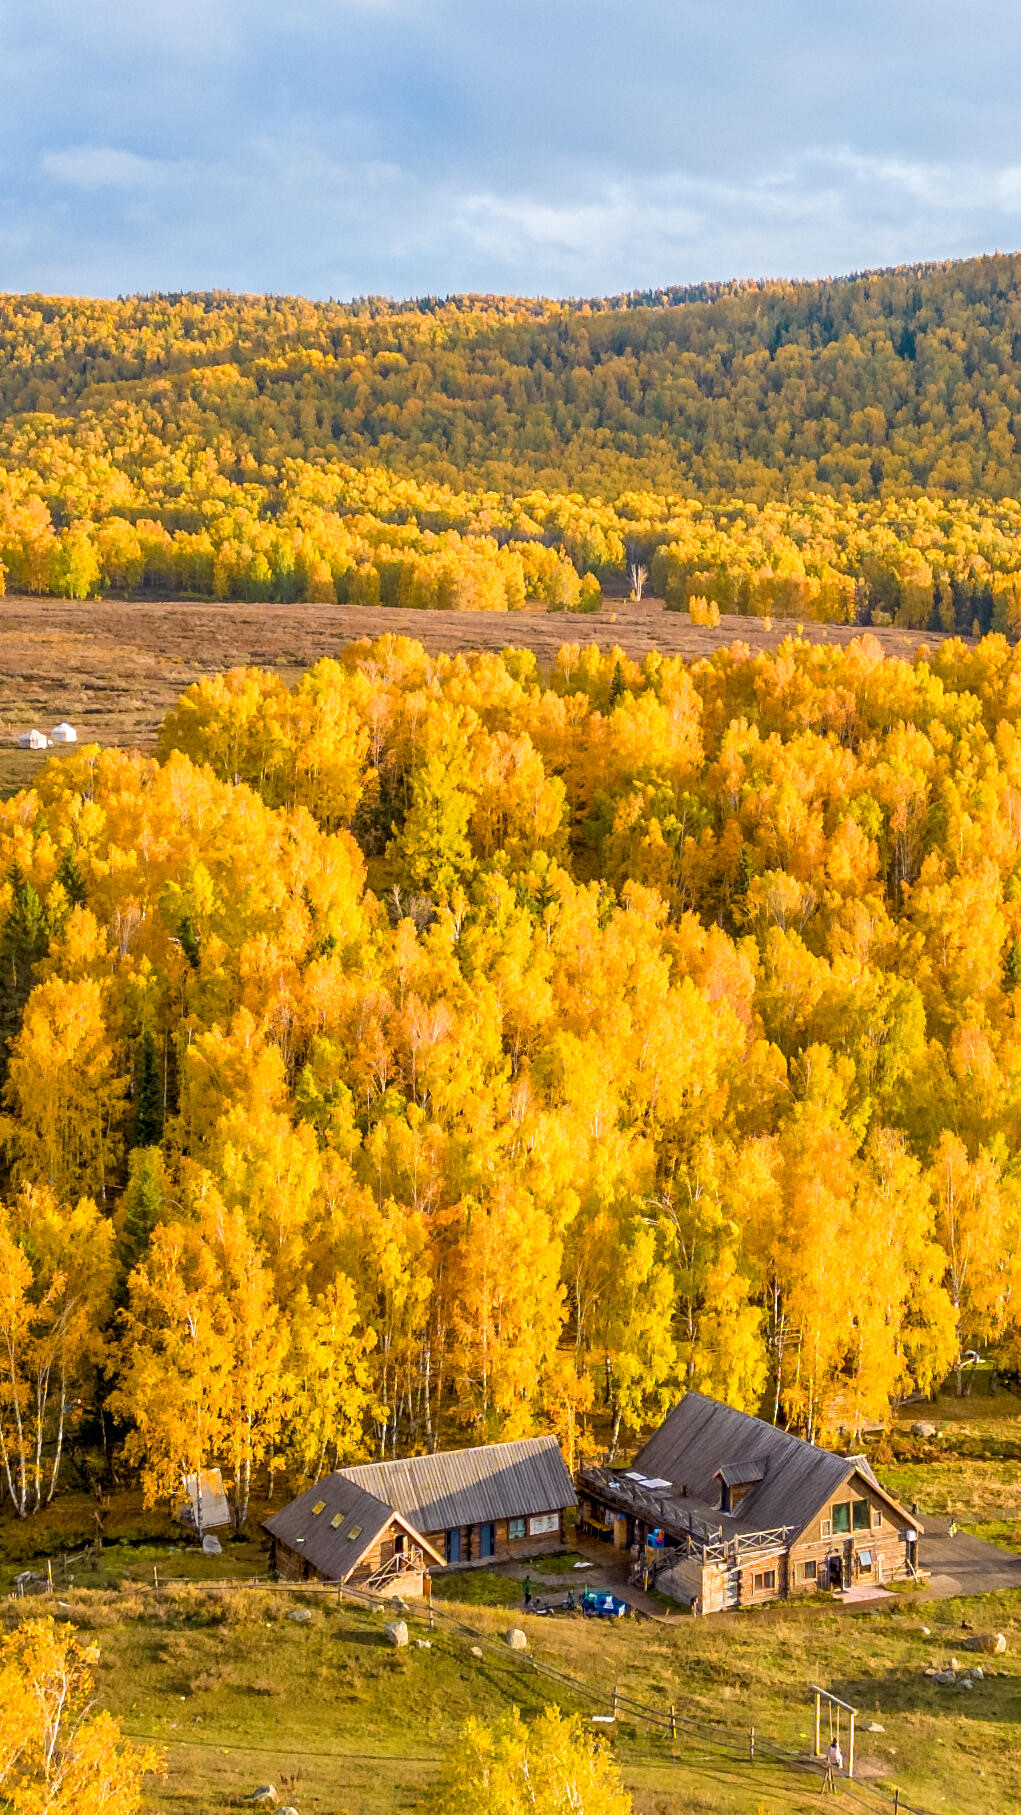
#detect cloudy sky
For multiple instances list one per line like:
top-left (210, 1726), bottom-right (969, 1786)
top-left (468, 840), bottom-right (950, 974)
top-left (2, 0), bottom-right (1021, 300)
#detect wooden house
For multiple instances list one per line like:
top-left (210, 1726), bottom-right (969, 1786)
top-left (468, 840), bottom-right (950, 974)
top-left (578, 1393), bottom-right (921, 1611)
top-left (265, 1436), bottom-right (577, 1593)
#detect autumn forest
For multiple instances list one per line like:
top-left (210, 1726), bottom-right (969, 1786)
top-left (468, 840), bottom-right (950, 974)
top-left (4, 257), bottom-right (1021, 1524)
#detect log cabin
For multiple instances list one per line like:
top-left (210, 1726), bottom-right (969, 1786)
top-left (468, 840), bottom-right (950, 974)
top-left (265, 1435), bottom-right (577, 1593)
top-left (578, 1393), bottom-right (921, 1611)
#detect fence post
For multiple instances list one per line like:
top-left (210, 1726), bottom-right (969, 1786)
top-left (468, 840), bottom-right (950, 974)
top-left (612, 1684), bottom-right (618, 1719)
top-left (153, 1564), bottom-right (159, 1597)
top-left (892, 1791), bottom-right (899, 1814)
top-left (669, 1703), bottom-right (676, 1740)
top-left (749, 1724), bottom-right (755, 1764)
top-left (46, 1559), bottom-right (53, 1596)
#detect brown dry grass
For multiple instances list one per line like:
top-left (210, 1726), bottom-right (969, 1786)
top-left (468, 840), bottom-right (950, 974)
top-left (0, 595), bottom-right (955, 797)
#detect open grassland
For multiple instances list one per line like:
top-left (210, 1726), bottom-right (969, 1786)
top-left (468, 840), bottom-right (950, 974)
top-left (2, 1578), bottom-right (1017, 1815)
top-left (0, 593), bottom-right (952, 797)
top-left (886, 1391), bottom-right (1021, 1544)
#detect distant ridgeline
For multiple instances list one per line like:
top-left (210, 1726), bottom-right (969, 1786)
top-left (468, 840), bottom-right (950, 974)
top-left (5, 252), bottom-right (1021, 623)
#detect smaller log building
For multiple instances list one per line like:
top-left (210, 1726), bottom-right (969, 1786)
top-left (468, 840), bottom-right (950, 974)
top-left (265, 1435), bottom-right (577, 1593)
top-left (578, 1393), bottom-right (921, 1611)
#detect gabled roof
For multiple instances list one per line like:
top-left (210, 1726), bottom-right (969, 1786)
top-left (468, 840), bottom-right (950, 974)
top-left (339, 1434), bottom-right (577, 1534)
top-left (632, 1394), bottom-right (919, 1539)
top-left (715, 1458), bottom-right (767, 1488)
top-left (263, 1474), bottom-right (444, 1580)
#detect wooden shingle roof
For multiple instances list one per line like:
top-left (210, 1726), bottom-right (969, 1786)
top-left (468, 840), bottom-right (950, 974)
top-left (339, 1435), bottom-right (576, 1534)
top-left (264, 1475), bottom-right (443, 1581)
top-left (633, 1393), bottom-right (918, 1539)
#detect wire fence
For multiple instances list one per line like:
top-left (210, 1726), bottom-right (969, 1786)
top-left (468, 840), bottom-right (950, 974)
top-left (42, 1569), bottom-right (940, 1815)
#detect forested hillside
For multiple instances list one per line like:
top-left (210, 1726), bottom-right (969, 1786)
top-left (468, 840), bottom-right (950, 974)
top-left (2, 631), bottom-right (1021, 1513)
top-left (4, 254), bottom-right (1021, 619)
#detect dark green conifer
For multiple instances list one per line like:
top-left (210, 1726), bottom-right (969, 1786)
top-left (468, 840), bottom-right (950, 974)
top-left (1003, 938), bottom-right (1021, 992)
top-left (178, 914), bottom-right (201, 969)
top-left (608, 660), bottom-right (627, 711)
top-left (133, 1029), bottom-right (164, 1148)
top-left (55, 845), bottom-right (87, 909)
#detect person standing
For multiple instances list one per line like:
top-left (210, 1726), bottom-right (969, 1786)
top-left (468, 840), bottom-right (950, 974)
top-left (823, 1736), bottom-right (843, 1791)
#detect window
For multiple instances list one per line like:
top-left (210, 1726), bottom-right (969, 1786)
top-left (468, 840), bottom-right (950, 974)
top-left (348, 1524), bottom-right (362, 1541)
top-left (330, 1513), bottom-right (344, 1529)
top-left (820, 1519), bottom-right (831, 1538)
top-left (753, 1570), bottom-right (776, 1592)
top-left (509, 1517), bottom-right (526, 1541)
top-left (852, 1501), bottom-right (870, 1531)
top-left (311, 1500), bottom-right (326, 1516)
top-left (871, 1507), bottom-right (883, 1530)
top-left (801, 1559), bottom-right (817, 1581)
top-left (832, 1503), bottom-right (851, 1534)
top-left (858, 1550), bottom-right (873, 1570)
top-left (529, 1513), bottom-right (559, 1536)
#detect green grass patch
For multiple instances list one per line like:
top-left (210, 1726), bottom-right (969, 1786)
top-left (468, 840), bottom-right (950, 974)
top-left (431, 1569), bottom-right (525, 1607)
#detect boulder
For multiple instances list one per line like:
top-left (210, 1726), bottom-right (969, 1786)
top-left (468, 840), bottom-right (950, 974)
top-left (201, 1534), bottom-right (222, 1556)
top-left (958, 1678), bottom-right (975, 1691)
top-left (911, 1422), bottom-right (938, 1439)
top-left (970, 1665), bottom-right (984, 1680)
top-left (470, 1646), bottom-right (484, 1659)
top-left (414, 1638), bottom-right (432, 1649)
top-left (949, 1656), bottom-right (960, 1671)
top-left (286, 1607), bottom-right (313, 1625)
top-left (964, 1632), bottom-right (1007, 1654)
top-left (280, 1808), bottom-right (300, 1815)
top-left (862, 1721), bottom-right (885, 1733)
top-left (249, 1789), bottom-right (277, 1806)
top-left (933, 1670), bottom-right (957, 1686)
top-left (505, 1628), bottom-right (528, 1651)
top-left (384, 1620), bottom-right (409, 1649)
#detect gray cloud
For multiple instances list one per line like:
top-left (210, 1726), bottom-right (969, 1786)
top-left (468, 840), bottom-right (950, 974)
top-left (1, 1), bottom-right (1021, 296)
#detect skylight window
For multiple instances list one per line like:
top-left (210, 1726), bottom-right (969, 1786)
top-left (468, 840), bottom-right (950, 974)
top-left (348, 1525), bottom-right (362, 1540)
top-left (312, 1500), bottom-right (326, 1515)
top-left (330, 1513), bottom-right (344, 1528)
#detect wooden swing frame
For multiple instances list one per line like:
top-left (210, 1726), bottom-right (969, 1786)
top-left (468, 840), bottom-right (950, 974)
top-left (811, 1682), bottom-right (858, 1780)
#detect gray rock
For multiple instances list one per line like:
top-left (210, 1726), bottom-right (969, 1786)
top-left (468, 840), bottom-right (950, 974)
top-left (414, 1638), bottom-right (432, 1649)
top-left (970, 1665), bottom-right (984, 1680)
top-left (958, 1678), bottom-right (975, 1691)
top-left (280, 1807), bottom-right (299, 1814)
top-left (862, 1721), bottom-right (885, 1733)
top-left (933, 1670), bottom-right (957, 1686)
top-left (201, 1534), bottom-right (222, 1556)
top-left (384, 1620), bottom-right (409, 1649)
top-left (249, 1789), bottom-right (277, 1806)
top-left (286, 1607), bottom-right (313, 1624)
top-left (470, 1645), bottom-right (484, 1658)
top-left (964, 1631), bottom-right (1007, 1654)
top-left (911, 1422), bottom-right (939, 1439)
top-left (505, 1628), bottom-right (528, 1651)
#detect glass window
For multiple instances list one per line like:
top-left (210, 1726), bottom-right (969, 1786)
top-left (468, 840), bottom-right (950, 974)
top-left (832, 1502), bottom-right (851, 1534)
top-left (820, 1519), bottom-right (831, 1538)
top-left (871, 1506), bottom-right (883, 1529)
top-left (802, 1559), bottom-right (817, 1580)
top-left (509, 1517), bottom-right (526, 1541)
top-left (853, 1501), bottom-right (870, 1531)
top-left (753, 1570), bottom-right (776, 1591)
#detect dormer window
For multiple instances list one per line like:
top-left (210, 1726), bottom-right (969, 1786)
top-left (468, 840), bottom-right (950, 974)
top-left (714, 1457), bottom-right (767, 1514)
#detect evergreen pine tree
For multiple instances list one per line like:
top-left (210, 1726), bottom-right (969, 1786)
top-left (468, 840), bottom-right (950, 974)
top-left (55, 845), bottom-right (87, 909)
top-left (177, 915), bottom-right (201, 969)
top-left (1003, 938), bottom-right (1021, 992)
top-left (608, 660), bottom-right (627, 710)
top-left (118, 1147), bottom-right (168, 1275)
top-left (133, 1029), bottom-right (164, 1148)
top-left (0, 861), bottom-right (49, 1074)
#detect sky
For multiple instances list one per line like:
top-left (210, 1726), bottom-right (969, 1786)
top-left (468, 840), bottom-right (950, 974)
top-left (2, 0), bottom-right (1021, 301)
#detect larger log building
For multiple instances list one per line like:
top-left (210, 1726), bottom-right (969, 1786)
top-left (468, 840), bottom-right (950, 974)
top-left (578, 1393), bottom-right (921, 1610)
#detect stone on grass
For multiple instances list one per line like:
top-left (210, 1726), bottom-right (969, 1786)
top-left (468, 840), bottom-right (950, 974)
top-left (970, 1665), bottom-right (984, 1680)
top-left (201, 1534), bottom-right (222, 1556)
top-left (964, 1631), bottom-right (1007, 1654)
top-left (384, 1620), bottom-right (409, 1649)
top-left (911, 1422), bottom-right (938, 1439)
top-left (862, 1721), bottom-right (885, 1733)
top-left (470, 1646), bottom-right (484, 1659)
top-left (933, 1670), bottom-right (956, 1686)
top-left (505, 1628), bottom-right (528, 1651)
top-left (249, 1788), bottom-right (277, 1805)
top-left (414, 1638), bottom-right (431, 1649)
top-left (286, 1607), bottom-right (313, 1624)
top-left (280, 1808), bottom-right (300, 1815)
top-left (958, 1678), bottom-right (974, 1691)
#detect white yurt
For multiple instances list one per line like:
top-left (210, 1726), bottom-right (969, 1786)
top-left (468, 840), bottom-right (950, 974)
top-left (18, 729), bottom-right (49, 750)
top-left (51, 722), bottom-right (77, 744)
